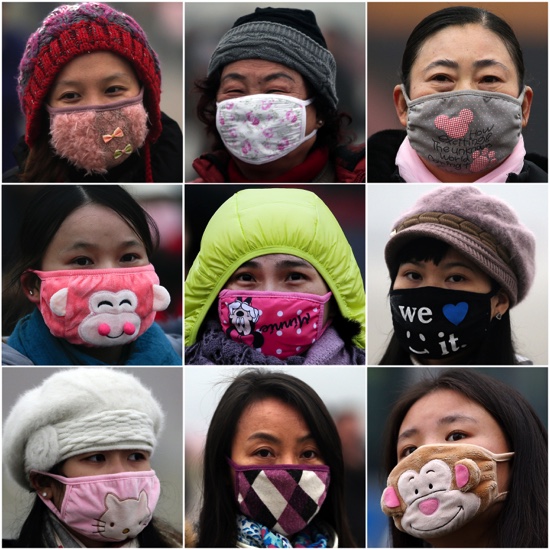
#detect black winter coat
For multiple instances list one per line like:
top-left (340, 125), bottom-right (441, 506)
top-left (3, 112), bottom-right (182, 183)
top-left (368, 129), bottom-right (548, 182)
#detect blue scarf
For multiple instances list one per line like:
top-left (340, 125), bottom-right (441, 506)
top-left (236, 515), bottom-right (331, 548)
top-left (7, 309), bottom-right (181, 365)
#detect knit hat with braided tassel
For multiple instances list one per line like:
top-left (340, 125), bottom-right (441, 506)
top-left (384, 186), bottom-right (536, 307)
top-left (3, 368), bottom-right (164, 490)
top-left (17, 3), bottom-right (161, 181)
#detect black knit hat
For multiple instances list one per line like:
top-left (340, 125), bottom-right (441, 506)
top-left (208, 7), bottom-right (338, 109)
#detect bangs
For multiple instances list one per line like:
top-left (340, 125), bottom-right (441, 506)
top-left (389, 237), bottom-right (450, 280)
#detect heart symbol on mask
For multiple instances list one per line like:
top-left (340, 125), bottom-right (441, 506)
top-left (442, 302), bottom-right (469, 325)
top-left (434, 109), bottom-right (474, 139)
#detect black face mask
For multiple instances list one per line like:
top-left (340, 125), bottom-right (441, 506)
top-left (390, 287), bottom-right (495, 359)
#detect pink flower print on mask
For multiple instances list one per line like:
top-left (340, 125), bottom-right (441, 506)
top-left (246, 111), bottom-right (260, 125)
top-left (225, 102), bottom-right (234, 110)
top-left (219, 116), bottom-right (225, 126)
top-left (470, 148), bottom-right (497, 172)
top-left (261, 99), bottom-right (274, 110)
top-left (434, 109), bottom-right (474, 139)
top-left (277, 138), bottom-right (290, 151)
top-left (242, 140), bottom-right (252, 155)
top-left (286, 110), bottom-right (298, 123)
top-left (263, 128), bottom-right (274, 138)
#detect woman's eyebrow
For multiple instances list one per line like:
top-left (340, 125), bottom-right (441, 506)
top-left (423, 58), bottom-right (459, 73)
top-left (398, 414), bottom-right (478, 441)
top-left (275, 259), bottom-right (315, 269)
top-left (473, 59), bottom-right (510, 72)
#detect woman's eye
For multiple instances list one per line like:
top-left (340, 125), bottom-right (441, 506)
top-left (447, 274), bottom-right (466, 283)
top-left (447, 432), bottom-right (467, 442)
top-left (301, 449), bottom-right (318, 459)
top-left (288, 272), bottom-right (306, 281)
top-left (432, 74), bottom-right (452, 82)
top-left (254, 449), bottom-right (273, 458)
top-left (86, 454), bottom-right (106, 462)
top-left (60, 91), bottom-right (80, 101)
top-left (481, 75), bottom-right (501, 83)
top-left (401, 446), bottom-right (417, 458)
top-left (121, 253), bottom-right (139, 262)
top-left (106, 85), bottom-right (126, 94)
top-left (236, 273), bottom-right (254, 282)
top-left (129, 452), bottom-right (147, 461)
top-left (404, 272), bottom-right (422, 281)
top-left (72, 257), bottom-right (93, 266)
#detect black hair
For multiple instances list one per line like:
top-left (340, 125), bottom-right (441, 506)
top-left (380, 237), bottom-right (519, 365)
top-left (2, 185), bottom-right (159, 334)
top-left (382, 369), bottom-right (548, 547)
top-left (7, 497), bottom-right (181, 547)
top-left (401, 6), bottom-right (525, 96)
top-left (194, 72), bottom-right (353, 158)
top-left (196, 369), bottom-right (356, 547)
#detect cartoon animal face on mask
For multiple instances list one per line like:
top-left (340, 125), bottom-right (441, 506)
top-left (31, 266), bottom-right (171, 347)
top-left (97, 490), bottom-right (152, 540)
top-left (381, 443), bottom-right (513, 538)
top-left (227, 297), bottom-right (262, 337)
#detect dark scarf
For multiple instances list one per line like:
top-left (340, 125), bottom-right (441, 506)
top-left (8, 309), bottom-right (182, 365)
top-left (185, 320), bottom-right (365, 365)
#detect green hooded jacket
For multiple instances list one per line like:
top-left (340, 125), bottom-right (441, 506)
top-left (185, 188), bottom-right (365, 349)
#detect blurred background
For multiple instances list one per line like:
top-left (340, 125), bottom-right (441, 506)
top-left (367, 184), bottom-right (548, 365)
top-left (185, 184), bottom-right (365, 286)
top-left (2, 366), bottom-right (183, 539)
top-left (368, 2), bottom-right (548, 157)
top-left (2, 2), bottom-right (183, 173)
top-left (185, 366), bottom-right (365, 546)
top-left (185, 2), bottom-right (365, 181)
top-left (2, 184), bottom-right (182, 337)
top-left (367, 366), bottom-right (548, 547)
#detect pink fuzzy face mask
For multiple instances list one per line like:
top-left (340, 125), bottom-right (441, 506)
top-left (46, 90), bottom-right (148, 174)
top-left (29, 265), bottom-right (170, 347)
top-left (380, 443), bottom-right (514, 539)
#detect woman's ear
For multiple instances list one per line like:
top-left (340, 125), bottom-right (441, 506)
top-left (521, 86), bottom-right (533, 127)
top-left (491, 290), bottom-right (510, 319)
top-left (393, 85), bottom-right (408, 128)
top-left (29, 472), bottom-right (52, 499)
top-left (20, 272), bottom-right (41, 304)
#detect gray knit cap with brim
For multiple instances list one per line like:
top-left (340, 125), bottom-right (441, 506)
top-left (384, 186), bottom-right (536, 307)
top-left (3, 368), bottom-right (164, 490)
top-left (208, 8), bottom-right (338, 109)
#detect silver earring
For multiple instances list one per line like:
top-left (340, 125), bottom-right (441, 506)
top-left (42, 492), bottom-right (47, 497)
top-left (29, 290), bottom-right (34, 296)
top-left (495, 312), bottom-right (503, 320)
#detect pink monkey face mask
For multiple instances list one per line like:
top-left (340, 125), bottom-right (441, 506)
top-left (33, 470), bottom-right (160, 542)
top-left (218, 289), bottom-right (332, 358)
top-left (29, 265), bottom-right (170, 347)
top-left (46, 90), bottom-right (148, 174)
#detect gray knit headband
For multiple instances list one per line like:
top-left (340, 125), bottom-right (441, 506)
top-left (208, 21), bottom-right (338, 109)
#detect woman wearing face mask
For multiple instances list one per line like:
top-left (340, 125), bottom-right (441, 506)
top-left (190, 6), bottom-right (365, 183)
top-left (2, 185), bottom-right (181, 365)
top-left (368, 5), bottom-right (547, 183)
top-left (3, 2), bottom-right (182, 183)
top-left (379, 368), bottom-right (548, 547)
top-left (377, 185), bottom-right (537, 365)
top-left (193, 369), bottom-right (357, 547)
top-left (2, 367), bottom-right (183, 547)
top-left (185, 187), bottom-right (365, 365)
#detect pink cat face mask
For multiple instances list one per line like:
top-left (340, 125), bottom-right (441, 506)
top-left (33, 469), bottom-right (160, 542)
top-left (29, 265), bottom-right (170, 347)
top-left (218, 289), bottom-right (332, 358)
top-left (46, 89), bottom-right (148, 174)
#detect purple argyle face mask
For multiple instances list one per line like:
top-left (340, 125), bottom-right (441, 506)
top-left (228, 459), bottom-right (330, 536)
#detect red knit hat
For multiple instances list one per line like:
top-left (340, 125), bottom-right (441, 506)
top-left (18, 3), bottom-right (162, 164)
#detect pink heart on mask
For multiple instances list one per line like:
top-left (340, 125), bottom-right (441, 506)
top-left (434, 109), bottom-right (474, 139)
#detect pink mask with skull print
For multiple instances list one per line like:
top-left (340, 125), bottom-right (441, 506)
top-left (29, 265), bottom-right (170, 347)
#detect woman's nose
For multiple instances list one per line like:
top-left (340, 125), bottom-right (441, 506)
top-left (277, 454), bottom-right (298, 465)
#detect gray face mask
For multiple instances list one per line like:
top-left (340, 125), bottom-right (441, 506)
top-left (403, 86), bottom-right (525, 174)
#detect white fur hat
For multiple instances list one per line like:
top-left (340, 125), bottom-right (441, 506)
top-left (3, 368), bottom-right (164, 489)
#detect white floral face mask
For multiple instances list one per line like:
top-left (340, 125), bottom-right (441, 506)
top-left (216, 93), bottom-right (316, 165)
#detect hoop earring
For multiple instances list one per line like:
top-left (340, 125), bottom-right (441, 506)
top-left (495, 312), bottom-right (503, 320)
